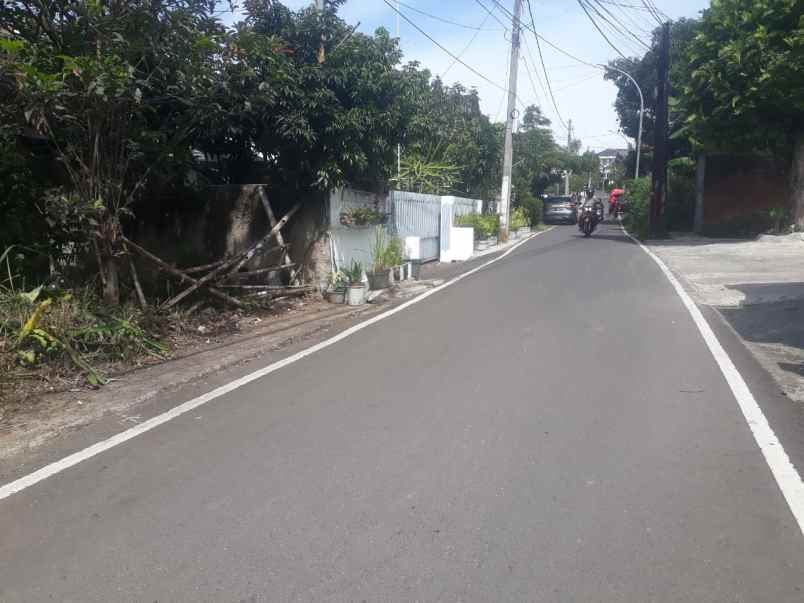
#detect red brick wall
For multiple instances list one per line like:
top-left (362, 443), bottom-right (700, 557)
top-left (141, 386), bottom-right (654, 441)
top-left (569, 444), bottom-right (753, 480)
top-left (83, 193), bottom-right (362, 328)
top-left (704, 154), bottom-right (789, 224)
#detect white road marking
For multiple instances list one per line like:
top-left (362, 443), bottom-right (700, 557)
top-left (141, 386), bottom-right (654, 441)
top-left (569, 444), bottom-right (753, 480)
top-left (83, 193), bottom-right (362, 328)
top-left (0, 228), bottom-right (553, 501)
top-left (624, 225), bottom-right (804, 536)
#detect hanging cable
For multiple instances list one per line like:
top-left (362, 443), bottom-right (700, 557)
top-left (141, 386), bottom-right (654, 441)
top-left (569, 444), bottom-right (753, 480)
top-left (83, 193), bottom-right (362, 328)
top-left (524, 0), bottom-right (568, 131)
top-left (472, 0), bottom-right (510, 31)
top-left (384, 0), bottom-right (527, 109)
top-left (641, 0), bottom-right (665, 25)
top-left (576, 0), bottom-right (628, 59)
top-left (494, 54), bottom-right (511, 122)
top-left (601, 0), bottom-right (656, 36)
top-left (396, 1), bottom-right (503, 31)
top-left (384, 1), bottom-right (507, 95)
top-left (519, 55), bottom-right (542, 107)
top-left (590, 0), bottom-right (651, 50)
top-left (441, 11), bottom-right (493, 78)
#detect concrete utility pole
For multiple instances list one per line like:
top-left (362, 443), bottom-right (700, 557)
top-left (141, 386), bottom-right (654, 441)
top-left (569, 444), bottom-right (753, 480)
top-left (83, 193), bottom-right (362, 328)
top-left (650, 22), bottom-right (670, 236)
top-left (498, 0), bottom-right (522, 243)
top-left (567, 119), bottom-right (573, 151)
top-left (396, 0), bottom-right (401, 182)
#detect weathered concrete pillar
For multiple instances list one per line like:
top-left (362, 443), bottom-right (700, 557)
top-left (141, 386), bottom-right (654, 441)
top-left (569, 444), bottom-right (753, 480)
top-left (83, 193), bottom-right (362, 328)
top-left (694, 155), bottom-right (706, 234)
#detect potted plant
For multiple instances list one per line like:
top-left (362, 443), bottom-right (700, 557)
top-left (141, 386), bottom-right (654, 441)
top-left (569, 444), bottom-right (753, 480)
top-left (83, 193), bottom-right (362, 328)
top-left (384, 237), bottom-right (403, 283)
top-left (345, 260), bottom-right (366, 305)
top-left (325, 270), bottom-right (347, 304)
top-left (366, 227), bottom-right (392, 290)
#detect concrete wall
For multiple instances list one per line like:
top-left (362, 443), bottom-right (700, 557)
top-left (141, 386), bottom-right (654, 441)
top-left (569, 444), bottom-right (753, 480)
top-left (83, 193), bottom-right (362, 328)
top-left (130, 184), bottom-right (327, 293)
top-left (703, 154), bottom-right (789, 227)
top-left (328, 188), bottom-right (388, 274)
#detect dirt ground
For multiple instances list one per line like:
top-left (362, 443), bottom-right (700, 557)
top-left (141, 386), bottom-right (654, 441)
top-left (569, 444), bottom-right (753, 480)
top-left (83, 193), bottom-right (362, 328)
top-left (0, 276), bottom-right (454, 461)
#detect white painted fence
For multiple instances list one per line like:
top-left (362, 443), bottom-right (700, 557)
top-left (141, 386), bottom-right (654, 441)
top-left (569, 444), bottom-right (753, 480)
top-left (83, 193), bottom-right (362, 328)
top-left (328, 188), bottom-right (387, 273)
top-left (390, 191), bottom-right (442, 262)
top-left (328, 188), bottom-right (482, 272)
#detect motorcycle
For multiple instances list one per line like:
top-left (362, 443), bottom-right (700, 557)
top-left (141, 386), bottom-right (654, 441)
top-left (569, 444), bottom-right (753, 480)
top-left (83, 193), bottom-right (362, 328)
top-left (578, 205), bottom-right (597, 237)
top-left (614, 198), bottom-right (626, 219)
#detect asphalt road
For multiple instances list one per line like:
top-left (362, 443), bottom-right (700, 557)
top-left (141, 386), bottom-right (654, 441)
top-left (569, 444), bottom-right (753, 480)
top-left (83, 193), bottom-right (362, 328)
top-left (2, 223), bottom-right (804, 602)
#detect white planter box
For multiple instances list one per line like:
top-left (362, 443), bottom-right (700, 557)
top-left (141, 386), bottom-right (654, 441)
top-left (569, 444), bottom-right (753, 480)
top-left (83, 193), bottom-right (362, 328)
top-left (441, 226), bottom-right (474, 262)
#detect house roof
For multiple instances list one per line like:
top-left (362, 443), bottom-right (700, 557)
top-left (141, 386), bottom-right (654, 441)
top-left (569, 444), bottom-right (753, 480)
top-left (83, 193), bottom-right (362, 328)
top-left (597, 148), bottom-right (628, 158)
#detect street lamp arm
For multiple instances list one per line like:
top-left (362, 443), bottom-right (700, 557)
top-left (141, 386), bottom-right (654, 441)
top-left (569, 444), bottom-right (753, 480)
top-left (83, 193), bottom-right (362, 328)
top-left (600, 64), bottom-right (644, 180)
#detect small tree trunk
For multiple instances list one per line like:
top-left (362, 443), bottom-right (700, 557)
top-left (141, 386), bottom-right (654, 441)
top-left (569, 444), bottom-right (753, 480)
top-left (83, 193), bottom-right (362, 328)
top-left (102, 254), bottom-right (120, 306)
top-left (793, 129), bottom-right (804, 231)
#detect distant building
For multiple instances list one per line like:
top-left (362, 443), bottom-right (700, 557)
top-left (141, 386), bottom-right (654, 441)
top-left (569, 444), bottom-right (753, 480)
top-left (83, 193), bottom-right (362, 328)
top-left (597, 148), bottom-right (628, 185)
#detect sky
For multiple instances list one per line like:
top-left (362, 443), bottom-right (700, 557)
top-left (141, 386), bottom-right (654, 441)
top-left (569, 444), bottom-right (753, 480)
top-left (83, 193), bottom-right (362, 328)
top-left (220, 0), bottom-right (711, 154)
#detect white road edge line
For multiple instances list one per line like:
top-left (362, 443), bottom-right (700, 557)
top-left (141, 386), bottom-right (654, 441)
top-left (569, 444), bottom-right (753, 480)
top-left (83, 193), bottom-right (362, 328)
top-left (623, 224), bottom-right (804, 536)
top-left (0, 228), bottom-right (553, 501)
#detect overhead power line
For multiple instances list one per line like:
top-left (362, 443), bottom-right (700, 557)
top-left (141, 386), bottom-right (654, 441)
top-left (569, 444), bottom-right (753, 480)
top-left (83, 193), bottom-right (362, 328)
top-left (396, 1), bottom-right (503, 31)
top-left (384, 0), bottom-right (526, 108)
top-left (600, 0), bottom-right (656, 36)
top-left (525, 0), bottom-right (568, 131)
top-left (641, 0), bottom-right (665, 25)
top-left (590, 0), bottom-right (651, 50)
top-left (441, 10), bottom-right (493, 78)
top-left (472, 0), bottom-right (510, 31)
top-left (598, 0), bottom-right (661, 12)
top-left (519, 54), bottom-right (542, 107)
top-left (577, 0), bottom-right (628, 59)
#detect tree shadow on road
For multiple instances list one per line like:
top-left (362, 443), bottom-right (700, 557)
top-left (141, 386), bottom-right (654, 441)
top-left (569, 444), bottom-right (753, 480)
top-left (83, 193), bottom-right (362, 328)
top-left (718, 293), bottom-right (804, 384)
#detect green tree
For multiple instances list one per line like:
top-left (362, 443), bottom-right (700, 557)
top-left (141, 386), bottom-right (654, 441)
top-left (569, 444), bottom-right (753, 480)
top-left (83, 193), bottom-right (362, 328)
top-left (605, 18), bottom-right (700, 174)
top-left (677, 0), bottom-right (804, 226)
top-left (208, 1), bottom-right (415, 193)
top-left (1, 0), bottom-right (226, 303)
top-left (403, 77), bottom-right (502, 199)
top-left (512, 105), bottom-right (562, 199)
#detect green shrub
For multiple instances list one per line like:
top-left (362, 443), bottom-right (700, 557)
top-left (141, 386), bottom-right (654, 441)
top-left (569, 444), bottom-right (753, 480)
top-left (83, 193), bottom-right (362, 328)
top-left (384, 237), bottom-right (403, 267)
top-left (455, 213), bottom-right (499, 240)
top-left (0, 285), bottom-right (167, 386)
top-left (517, 193), bottom-right (543, 227)
top-left (509, 207), bottom-right (530, 230)
top-left (344, 260), bottom-right (364, 284)
top-left (623, 177), bottom-right (651, 239)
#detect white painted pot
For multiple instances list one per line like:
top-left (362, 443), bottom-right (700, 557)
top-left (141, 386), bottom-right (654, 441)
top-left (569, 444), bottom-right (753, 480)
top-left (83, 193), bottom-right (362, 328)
top-left (347, 284), bottom-right (366, 306)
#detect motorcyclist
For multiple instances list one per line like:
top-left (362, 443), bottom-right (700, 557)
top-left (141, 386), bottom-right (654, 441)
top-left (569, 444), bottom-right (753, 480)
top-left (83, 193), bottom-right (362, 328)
top-left (578, 188), bottom-right (604, 232)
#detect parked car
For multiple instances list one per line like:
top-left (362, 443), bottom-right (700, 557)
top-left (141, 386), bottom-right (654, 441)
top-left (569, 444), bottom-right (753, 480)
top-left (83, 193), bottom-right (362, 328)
top-left (543, 196), bottom-right (577, 224)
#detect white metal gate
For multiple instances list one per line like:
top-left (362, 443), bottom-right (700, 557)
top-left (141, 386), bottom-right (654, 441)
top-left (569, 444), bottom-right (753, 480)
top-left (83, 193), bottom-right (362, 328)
top-left (390, 191), bottom-right (442, 262)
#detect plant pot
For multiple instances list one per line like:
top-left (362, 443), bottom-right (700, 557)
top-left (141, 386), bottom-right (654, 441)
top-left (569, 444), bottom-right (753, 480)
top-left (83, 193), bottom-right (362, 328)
top-left (346, 284), bottom-right (366, 305)
top-left (326, 289), bottom-right (345, 304)
top-left (366, 270), bottom-right (391, 291)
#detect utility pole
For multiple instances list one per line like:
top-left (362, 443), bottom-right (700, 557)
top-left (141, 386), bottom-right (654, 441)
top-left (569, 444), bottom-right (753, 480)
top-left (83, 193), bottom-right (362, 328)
top-left (498, 0), bottom-right (522, 243)
top-left (396, 0), bottom-right (401, 183)
top-left (567, 119), bottom-right (573, 151)
top-left (650, 22), bottom-right (670, 236)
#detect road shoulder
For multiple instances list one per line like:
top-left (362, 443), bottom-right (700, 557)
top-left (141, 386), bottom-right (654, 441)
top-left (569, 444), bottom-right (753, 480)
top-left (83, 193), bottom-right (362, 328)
top-left (0, 231), bottom-right (547, 486)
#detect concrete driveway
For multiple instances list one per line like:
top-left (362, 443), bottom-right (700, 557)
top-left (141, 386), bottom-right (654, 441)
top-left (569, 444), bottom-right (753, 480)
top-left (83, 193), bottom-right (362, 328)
top-left (649, 233), bottom-right (804, 403)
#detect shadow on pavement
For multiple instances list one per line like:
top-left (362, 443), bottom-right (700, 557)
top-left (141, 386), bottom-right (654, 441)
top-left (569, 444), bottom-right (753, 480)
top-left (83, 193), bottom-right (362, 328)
top-left (724, 282), bottom-right (804, 306)
top-left (718, 294), bottom-right (804, 383)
